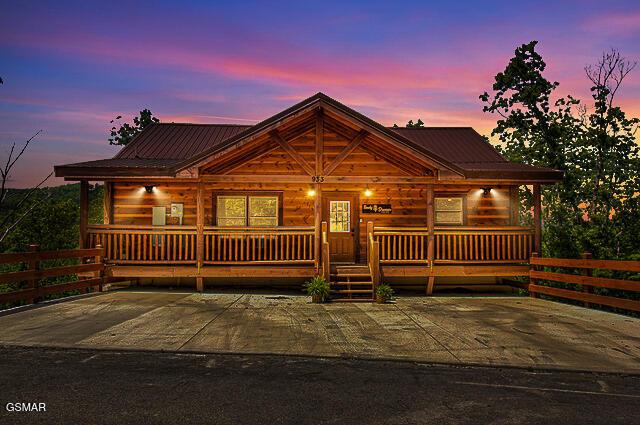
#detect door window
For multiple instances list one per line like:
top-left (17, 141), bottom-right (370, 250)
top-left (329, 201), bottom-right (351, 232)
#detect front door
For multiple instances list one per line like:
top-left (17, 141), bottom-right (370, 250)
top-left (323, 193), bottom-right (359, 263)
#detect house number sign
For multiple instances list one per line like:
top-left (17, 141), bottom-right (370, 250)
top-left (311, 175), bottom-right (325, 183)
top-left (362, 203), bottom-right (392, 214)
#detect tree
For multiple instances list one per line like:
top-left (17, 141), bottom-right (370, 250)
top-left (109, 109), bottom-right (159, 146)
top-left (578, 50), bottom-right (640, 258)
top-left (480, 41), bottom-right (640, 260)
top-left (0, 131), bottom-right (53, 246)
top-left (392, 119), bottom-right (425, 128)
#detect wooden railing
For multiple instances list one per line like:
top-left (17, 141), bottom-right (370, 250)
top-left (321, 222), bottom-right (330, 282)
top-left (374, 227), bottom-right (430, 263)
top-left (0, 245), bottom-right (105, 307)
top-left (367, 222), bottom-right (380, 295)
top-left (203, 226), bottom-right (315, 264)
top-left (434, 227), bottom-right (533, 263)
top-left (529, 254), bottom-right (640, 313)
top-left (88, 225), bottom-right (197, 264)
top-left (373, 226), bottom-right (533, 264)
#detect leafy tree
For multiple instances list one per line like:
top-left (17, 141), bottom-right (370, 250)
top-left (392, 118), bottom-right (424, 128)
top-left (1, 183), bottom-right (104, 252)
top-left (480, 41), bottom-right (640, 260)
top-left (109, 109), bottom-right (159, 146)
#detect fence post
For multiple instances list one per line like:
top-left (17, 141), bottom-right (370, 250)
top-left (27, 244), bottom-right (40, 304)
top-left (95, 244), bottom-right (104, 292)
top-left (529, 252), bottom-right (538, 298)
top-left (581, 251), bottom-right (593, 308)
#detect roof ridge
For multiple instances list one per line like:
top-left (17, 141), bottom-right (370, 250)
top-left (388, 126), bottom-right (474, 130)
top-left (155, 122), bottom-right (253, 127)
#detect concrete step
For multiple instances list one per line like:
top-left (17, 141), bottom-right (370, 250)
top-left (330, 298), bottom-right (373, 303)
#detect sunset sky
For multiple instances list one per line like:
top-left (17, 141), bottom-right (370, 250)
top-left (1, 0), bottom-right (639, 187)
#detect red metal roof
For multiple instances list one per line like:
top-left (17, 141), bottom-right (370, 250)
top-left (55, 93), bottom-right (563, 181)
top-left (389, 127), bottom-right (505, 164)
top-left (115, 123), bottom-right (251, 160)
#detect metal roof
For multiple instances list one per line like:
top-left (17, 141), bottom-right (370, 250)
top-left (389, 127), bottom-right (505, 164)
top-left (115, 123), bottom-right (251, 160)
top-left (54, 93), bottom-right (563, 181)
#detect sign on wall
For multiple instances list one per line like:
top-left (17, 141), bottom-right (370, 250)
top-left (362, 203), bottom-right (392, 214)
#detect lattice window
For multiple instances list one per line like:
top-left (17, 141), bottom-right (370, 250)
top-left (329, 201), bottom-right (351, 232)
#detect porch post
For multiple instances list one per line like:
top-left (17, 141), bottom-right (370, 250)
top-left (79, 180), bottom-right (89, 248)
top-left (533, 183), bottom-right (542, 255)
top-left (103, 182), bottom-right (113, 225)
top-left (196, 182), bottom-right (205, 292)
top-left (314, 108), bottom-right (324, 273)
top-left (426, 184), bottom-right (435, 295)
top-left (314, 184), bottom-right (322, 272)
top-left (509, 185), bottom-right (519, 226)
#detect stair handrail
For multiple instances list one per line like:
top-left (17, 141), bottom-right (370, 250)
top-left (367, 222), bottom-right (381, 298)
top-left (321, 221), bottom-right (330, 283)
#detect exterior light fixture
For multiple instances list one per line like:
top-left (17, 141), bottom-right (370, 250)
top-left (482, 187), bottom-right (492, 196)
top-left (364, 188), bottom-right (373, 197)
top-left (145, 185), bottom-right (155, 194)
top-left (307, 189), bottom-right (316, 197)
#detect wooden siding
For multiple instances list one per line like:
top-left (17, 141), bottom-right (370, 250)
top-left (111, 182), bottom-right (514, 260)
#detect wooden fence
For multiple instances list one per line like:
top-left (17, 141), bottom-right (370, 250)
top-left (529, 254), bottom-right (640, 313)
top-left (0, 245), bottom-right (105, 307)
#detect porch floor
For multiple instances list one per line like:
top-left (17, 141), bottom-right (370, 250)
top-left (0, 291), bottom-right (638, 373)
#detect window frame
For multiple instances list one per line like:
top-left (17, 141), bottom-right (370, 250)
top-left (434, 194), bottom-right (466, 225)
top-left (329, 200), bottom-right (351, 233)
top-left (212, 191), bottom-right (283, 227)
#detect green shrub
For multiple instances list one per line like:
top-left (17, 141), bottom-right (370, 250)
top-left (375, 284), bottom-right (394, 303)
top-left (305, 276), bottom-right (330, 302)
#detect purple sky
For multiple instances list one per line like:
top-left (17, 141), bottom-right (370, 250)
top-left (1, 0), bottom-right (639, 187)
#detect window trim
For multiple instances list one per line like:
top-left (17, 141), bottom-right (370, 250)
top-left (329, 200), bottom-right (351, 233)
top-left (434, 194), bottom-right (466, 225)
top-left (212, 191), bottom-right (283, 227)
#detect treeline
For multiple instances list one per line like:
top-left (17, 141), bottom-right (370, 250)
top-left (0, 183), bottom-right (103, 252)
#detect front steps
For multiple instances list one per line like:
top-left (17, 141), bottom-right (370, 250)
top-left (330, 265), bottom-right (374, 302)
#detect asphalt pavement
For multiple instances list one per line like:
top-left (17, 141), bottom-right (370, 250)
top-left (1, 346), bottom-right (639, 424)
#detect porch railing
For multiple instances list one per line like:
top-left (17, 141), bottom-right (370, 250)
top-left (88, 225), bottom-right (197, 264)
top-left (203, 226), bottom-right (315, 264)
top-left (434, 227), bottom-right (533, 263)
top-left (88, 225), bottom-right (315, 265)
top-left (373, 226), bottom-right (533, 264)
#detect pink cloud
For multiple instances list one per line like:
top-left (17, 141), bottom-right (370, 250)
top-left (582, 11), bottom-right (640, 35)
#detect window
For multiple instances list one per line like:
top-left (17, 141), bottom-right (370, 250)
top-left (329, 201), bottom-right (351, 232)
top-left (435, 197), bottom-right (463, 225)
top-left (249, 196), bottom-right (278, 226)
top-left (216, 194), bottom-right (279, 227)
top-left (217, 196), bottom-right (246, 227)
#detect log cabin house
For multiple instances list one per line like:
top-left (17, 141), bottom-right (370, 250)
top-left (54, 93), bottom-right (562, 300)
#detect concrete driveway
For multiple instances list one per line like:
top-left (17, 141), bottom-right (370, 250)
top-left (0, 291), bottom-right (639, 373)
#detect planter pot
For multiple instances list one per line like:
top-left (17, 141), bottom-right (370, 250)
top-left (312, 294), bottom-right (324, 303)
top-left (376, 295), bottom-right (387, 304)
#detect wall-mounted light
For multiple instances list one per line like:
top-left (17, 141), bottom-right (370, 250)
top-left (364, 188), bottom-right (373, 197)
top-left (482, 187), bottom-right (492, 197)
top-left (307, 189), bottom-right (316, 197)
top-left (145, 185), bottom-right (155, 194)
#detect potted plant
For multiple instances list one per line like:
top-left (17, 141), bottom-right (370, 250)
top-left (375, 284), bottom-right (394, 304)
top-left (305, 275), bottom-right (330, 303)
